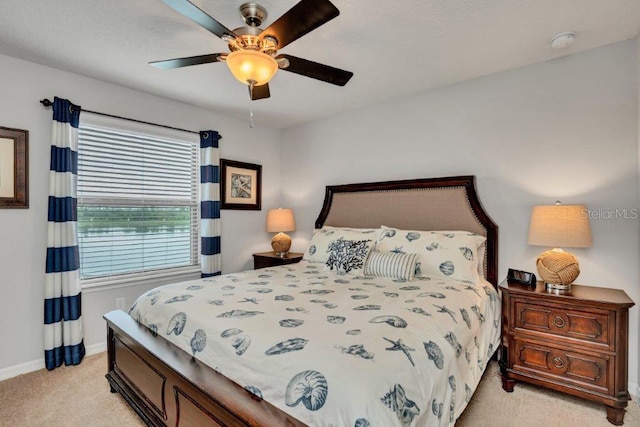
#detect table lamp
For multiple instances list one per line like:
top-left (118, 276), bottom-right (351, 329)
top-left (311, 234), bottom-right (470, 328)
top-left (527, 202), bottom-right (592, 290)
top-left (266, 208), bottom-right (295, 257)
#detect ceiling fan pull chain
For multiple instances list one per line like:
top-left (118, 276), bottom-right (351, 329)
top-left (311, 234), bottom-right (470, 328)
top-left (248, 80), bottom-right (255, 128)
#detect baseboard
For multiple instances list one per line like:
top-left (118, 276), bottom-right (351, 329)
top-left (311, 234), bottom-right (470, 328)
top-left (0, 358), bottom-right (44, 382)
top-left (631, 381), bottom-right (640, 403)
top-left (0, 341), bottom-right (106, 382)
top-left (85, 341), bottom-right (107, 356)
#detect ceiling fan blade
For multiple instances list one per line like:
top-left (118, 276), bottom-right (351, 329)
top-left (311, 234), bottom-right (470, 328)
top-left (276, 54), bottom-right (353, 86)
top-left (260, 0), bottom-right (339, 50)
top-left (161, 0), bottom-right (237, 39)
top-left (250, 83), bottom-right (271, 101)
top-left (149, 53), bottom-right (225, 69)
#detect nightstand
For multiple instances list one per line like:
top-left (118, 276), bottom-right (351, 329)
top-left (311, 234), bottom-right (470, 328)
top-left (252, 251), bottom-right (303, 269)
top-left (499, 280), bottom-right (635, 425)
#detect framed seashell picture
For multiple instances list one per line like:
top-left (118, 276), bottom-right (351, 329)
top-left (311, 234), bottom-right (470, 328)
top-left (0, 126), bottom-right (28, 208)
top-left (220, 159), bottom-right (262, 210)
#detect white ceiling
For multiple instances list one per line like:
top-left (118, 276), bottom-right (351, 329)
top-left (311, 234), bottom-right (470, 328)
top-left (0, 0), bottom-right (638, 128)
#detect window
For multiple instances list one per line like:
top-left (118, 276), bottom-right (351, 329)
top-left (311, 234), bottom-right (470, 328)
top-left (77, 114), bottom-right (200, 288)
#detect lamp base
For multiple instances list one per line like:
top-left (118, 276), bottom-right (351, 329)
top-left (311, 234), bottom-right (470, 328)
top-left (271, 232), bottom-right (292, 257)
top-left (536, 248), bottom-right (580, 286)
top-left (545, 281), bottom-right (572, 291)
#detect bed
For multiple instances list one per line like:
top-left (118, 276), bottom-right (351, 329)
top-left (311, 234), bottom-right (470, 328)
top-left (104, 175), bottom-right (499, 426)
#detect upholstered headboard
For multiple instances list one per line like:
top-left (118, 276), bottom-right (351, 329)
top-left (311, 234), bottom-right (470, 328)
top-left (314, 176), bottom-right (498, 286)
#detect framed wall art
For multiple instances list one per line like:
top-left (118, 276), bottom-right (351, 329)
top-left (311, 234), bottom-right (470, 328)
top-left (0, 126), bottom-right (28, 208)
top-left (220, 159), bottom-right (261, 210)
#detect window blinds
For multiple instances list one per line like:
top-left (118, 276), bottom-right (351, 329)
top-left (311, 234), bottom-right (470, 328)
top-left (77, 123), bottom-right (199, 280)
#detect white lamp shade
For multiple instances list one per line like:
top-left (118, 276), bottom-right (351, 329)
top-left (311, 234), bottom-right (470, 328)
top-left (266, 208), bottom-right (295, 233)
top-left (528, 204), bottom-right (592, 248)
top-left (226, 50), bottom-right (278, 86)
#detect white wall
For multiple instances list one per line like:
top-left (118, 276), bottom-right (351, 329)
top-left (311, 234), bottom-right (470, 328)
top-left (281, 40), bottom-right (640, 390)
top-left (636, 33), bottom-right (640, 400)
top-left (0, 54), bottom-right (281, 372)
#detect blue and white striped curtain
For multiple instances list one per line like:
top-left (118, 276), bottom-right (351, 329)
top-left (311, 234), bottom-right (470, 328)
top-left (44, 97), bottom-right (85, 370)
top-left (200, 130), bottom-right (221, 277)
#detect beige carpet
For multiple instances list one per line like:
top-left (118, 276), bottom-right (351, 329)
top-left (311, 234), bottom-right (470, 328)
top-left (0, 352), bottom-right (638, 426)
top-left (0, 353), bottom-right (144, 427)
top-left (457, 363), bottom-right (640, 427)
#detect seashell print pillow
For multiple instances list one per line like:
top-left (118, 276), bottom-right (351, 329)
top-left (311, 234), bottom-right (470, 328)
top-left (375, 226), bottom-right (486, 283)
top-left (324, 238), bottom-right (374, 275)
top-left (303, 226), bottom-right (379, 263)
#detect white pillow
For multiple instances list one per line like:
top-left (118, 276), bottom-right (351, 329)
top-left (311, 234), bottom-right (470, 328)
top-left (375, 226), bottom-right (486, 283)
top-left (364, 251), bottom-right (418, 281)
top-left (303, 226), bottom-right (379, 263)
top-left (325, 238), bottom-right (374, 275)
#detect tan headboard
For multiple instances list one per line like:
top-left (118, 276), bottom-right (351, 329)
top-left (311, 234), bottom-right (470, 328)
top-left (314, 176), bottom-right (498, 286)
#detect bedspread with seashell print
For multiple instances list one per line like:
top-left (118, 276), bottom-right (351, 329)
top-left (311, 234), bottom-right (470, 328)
top-left (129, 260), bottom-right (500, 427)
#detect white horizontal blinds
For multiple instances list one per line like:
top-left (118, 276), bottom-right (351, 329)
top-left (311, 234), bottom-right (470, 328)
top-left (77, 122), bottom-right (199, 280)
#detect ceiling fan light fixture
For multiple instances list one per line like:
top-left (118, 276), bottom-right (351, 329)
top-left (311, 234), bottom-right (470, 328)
top-left (226, 50), bottom-right (278, 86)
top-left (154, 0), bottom-right (353, 100)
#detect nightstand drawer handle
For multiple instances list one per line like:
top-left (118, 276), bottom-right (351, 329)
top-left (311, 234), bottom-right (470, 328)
top-left (553, 316), bottom-right (566, 328)
top-left (552, 356), bottom-right (565, 368)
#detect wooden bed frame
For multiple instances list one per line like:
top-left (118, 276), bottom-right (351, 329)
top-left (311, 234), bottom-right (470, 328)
top-left (105, 175), bottom-right (498, 426)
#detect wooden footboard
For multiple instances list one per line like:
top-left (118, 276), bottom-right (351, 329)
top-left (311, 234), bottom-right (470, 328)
top-left (104, 310), bottom-right (306, 427)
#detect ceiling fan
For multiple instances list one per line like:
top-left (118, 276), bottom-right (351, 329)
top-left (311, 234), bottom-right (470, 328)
top-left (151, 0), bottom-right (354, 101)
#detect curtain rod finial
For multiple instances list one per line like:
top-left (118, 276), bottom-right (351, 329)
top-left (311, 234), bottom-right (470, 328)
top-left (40, 99), bottom-right (53, 107)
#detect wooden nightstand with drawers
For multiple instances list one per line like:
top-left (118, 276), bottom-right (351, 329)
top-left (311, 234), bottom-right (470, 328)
top-left (499, 280), bottom-right (635, 425)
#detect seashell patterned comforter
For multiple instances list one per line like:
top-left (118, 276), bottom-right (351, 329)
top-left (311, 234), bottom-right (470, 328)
top-left (129, 261), bottom-right (500, 427)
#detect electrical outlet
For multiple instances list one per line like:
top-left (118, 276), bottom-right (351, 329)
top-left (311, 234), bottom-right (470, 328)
top-left (115, 297), bottom-right (126, 311)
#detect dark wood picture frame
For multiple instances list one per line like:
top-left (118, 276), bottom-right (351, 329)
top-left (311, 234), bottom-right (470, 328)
top-left (220, 159), bottom-right (262, 210)
top-left (0, 126), bottom-right (28, 208)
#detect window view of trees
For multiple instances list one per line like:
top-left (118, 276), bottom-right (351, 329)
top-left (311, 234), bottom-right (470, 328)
top-left (78, 206), bottom-right (193, 278)
top-left (78, 206), bottom-right (191, 233)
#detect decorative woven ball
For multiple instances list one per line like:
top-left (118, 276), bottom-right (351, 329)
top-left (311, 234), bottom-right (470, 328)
top-left (271, 233), bottom-right (292, 254)
top-left (536, 250), bottom-right (580, 285)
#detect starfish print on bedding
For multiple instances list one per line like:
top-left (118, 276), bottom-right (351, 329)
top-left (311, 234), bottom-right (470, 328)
top-left (239, 297), bottom-right (260, 304)
top-left (433, 304), bottom-right (457, 323)
top-left (384, 337), bottom-right (416, 366)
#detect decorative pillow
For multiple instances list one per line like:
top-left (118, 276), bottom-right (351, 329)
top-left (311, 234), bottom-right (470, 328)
top-left (325, 238), bottom-right (374, 275)
top-left (375, 227), bottom-right (486, 283)
top-left (303, 226), bottom-right (379, 263)
top-left (364, 251), bottom-right (418, 281)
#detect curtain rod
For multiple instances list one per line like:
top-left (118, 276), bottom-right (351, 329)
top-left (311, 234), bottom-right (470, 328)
top-left (39, 98), bottom-right (200, 135)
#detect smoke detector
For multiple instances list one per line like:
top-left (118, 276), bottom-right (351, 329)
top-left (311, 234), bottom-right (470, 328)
top-left (550, 32), bottom-right (575, 49)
